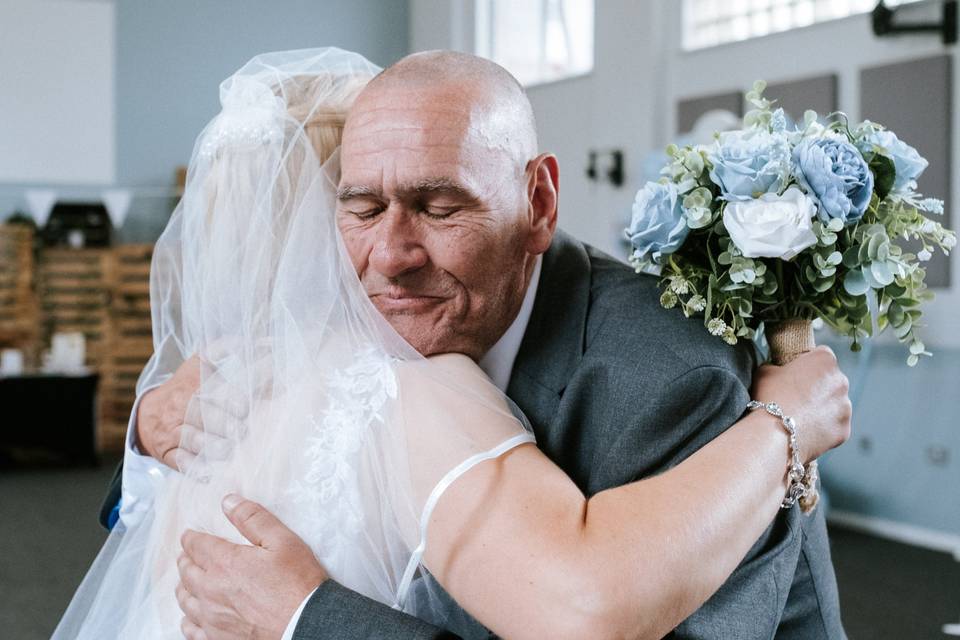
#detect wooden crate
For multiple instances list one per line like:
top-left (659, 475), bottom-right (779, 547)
top-left (99, 243), bottom-right (155, 452)
top-left (1, 239), bottom-right (156, 453)
top-left (37, 248), bottom-right (112, 369)
top-left (0, 225), bottom-right (39, 352)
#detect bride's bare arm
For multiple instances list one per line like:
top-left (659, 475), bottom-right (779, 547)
top-left (419, 349), bottom-right (850, 640)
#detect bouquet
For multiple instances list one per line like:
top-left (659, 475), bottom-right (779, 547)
top-left (627, 82), bottom-right (956, 513)
top-left (626, 81), bottom-right (955, 368)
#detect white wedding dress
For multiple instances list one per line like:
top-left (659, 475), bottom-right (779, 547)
top-left (53, 48), bottom-right (534, 639)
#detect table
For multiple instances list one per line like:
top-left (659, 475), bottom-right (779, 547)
top-left (0, 373), bottom-right (100, 465)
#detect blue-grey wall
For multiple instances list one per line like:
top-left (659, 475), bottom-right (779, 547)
top-left (1, 0), bottom-right (409, 241)
top-left (820, 340), bottom-right (960, 536)
top-left (115, 0), bottom-right (409, 240)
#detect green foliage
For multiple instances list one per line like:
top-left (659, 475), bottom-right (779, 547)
top-left (639, 82), bottom-right (957, 365)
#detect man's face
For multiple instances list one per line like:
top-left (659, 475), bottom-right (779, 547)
top-left (336, 83), bottom-right (535, 359)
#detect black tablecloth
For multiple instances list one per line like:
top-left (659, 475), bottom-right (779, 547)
top-left (0, 374), bottom-right (99, 464)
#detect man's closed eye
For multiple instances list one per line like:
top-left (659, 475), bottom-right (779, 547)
top-left (421, 206), bottom-right (460, 219)
top-left (348, 207), bottom-right (384, 219)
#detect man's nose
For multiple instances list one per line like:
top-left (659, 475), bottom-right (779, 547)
top-left (368, 208), bottom-right (429, 279)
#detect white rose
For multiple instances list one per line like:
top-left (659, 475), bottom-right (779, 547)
top-left (722, 187), bottom-right (818, 260)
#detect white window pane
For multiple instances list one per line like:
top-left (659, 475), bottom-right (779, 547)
top-left (477, 0), bottom-right (594, 86)
top-left (683, 0), bottom-right (923, 50)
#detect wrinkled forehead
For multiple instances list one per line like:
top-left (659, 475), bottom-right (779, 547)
top-left (339, 83), bottom-right (522, 189)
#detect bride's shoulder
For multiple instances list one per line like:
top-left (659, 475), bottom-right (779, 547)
top-left (394, 354), bottom-right (501, 402)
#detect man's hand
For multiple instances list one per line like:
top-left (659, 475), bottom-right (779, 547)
top-left (177, 495), bottom-right (328, 640)
top-left (136, 354), bottom-right (204, 469)
top-left (752, 345), bottom-right (852, 462)
top-left (136, 354), bottom-right (239, 470)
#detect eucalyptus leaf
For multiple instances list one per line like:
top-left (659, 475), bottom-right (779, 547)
top-left (894, 319), bottom-right (913, 339)
top-left (870, 261), bottom-right (895, 286)
top-left (842, 246), bottom-right (861, 269)
top-left (884, 283), bottom-right (906, 297)
top-left (813, 277), bottom-right (835, 292)
top-left (888, 302), bottom-right (905, 327)
top-left (843, 269), bottom-right (870, 296)
top-left (870, 152), bottom-right (896, 201)
top-left (867, 232), bottom-right (887, 261)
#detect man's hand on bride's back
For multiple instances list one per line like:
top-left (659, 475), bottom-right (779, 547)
top-left (136, 354), bottom-right (239, 470)
top-left (751, 345), bottom-right (852, 463)
top-left (136, 355), bottom-right (203, 469)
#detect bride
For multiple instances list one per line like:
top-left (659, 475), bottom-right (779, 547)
top-left (54, 48), bottom-right (850, 640)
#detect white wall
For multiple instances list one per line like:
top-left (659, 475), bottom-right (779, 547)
top-left (0, 0), bottom-right (115, 184)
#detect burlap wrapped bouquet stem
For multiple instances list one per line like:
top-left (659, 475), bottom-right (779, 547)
top-left (765, 318), bottom-right (820, 513)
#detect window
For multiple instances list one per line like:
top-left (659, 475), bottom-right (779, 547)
top-left (475, 0), bottom-right (594, 86)
top-left (683, 0), bottom-right (924, 50)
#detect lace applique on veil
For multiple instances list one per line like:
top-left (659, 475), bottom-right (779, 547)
top-left (287, 347), bottom-right (398, 556)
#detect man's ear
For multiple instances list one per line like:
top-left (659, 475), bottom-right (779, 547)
top-left (524, 153), bottom-right (559, 255)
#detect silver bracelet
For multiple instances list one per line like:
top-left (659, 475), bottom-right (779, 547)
top-left (746, 400), bottom-right (806, 509)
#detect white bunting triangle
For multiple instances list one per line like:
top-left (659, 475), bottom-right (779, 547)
top-left (24, 189), bottom-right (58, 227)
top-left (101, 189), bottom-right (133, 228)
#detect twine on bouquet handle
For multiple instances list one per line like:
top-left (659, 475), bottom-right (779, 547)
top-left (765, 318), bottom-right (820, 514)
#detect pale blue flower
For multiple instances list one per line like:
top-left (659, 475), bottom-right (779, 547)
top-left (863, 130), bottom-right (928, 193)
top-left (708, 129), bottom-right (789, 201)
top-left (626, 182), bottom-right (689, 264)
top-left (793, 137), bottom-right (874, 226)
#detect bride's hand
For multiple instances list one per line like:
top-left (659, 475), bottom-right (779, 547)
top-left (750, 345), bottom-right (852, 463)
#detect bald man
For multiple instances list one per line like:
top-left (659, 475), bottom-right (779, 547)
top-left (104, 51), bottom-right (846, 639)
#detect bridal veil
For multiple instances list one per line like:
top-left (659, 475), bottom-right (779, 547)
top-left (53, 48), bottom-right (534, 639)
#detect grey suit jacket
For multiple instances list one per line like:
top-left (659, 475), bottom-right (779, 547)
top-left (291, 230), bottom-right (846, 639)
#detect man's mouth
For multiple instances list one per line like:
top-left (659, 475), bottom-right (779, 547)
top-left (370, 290), bottom-right (445, 313)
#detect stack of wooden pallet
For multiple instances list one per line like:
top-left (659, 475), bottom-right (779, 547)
top-left (99, 244), bottom-right (155, 450)
top-left (37, 248), bottom-right (112, 370)
top-left (0, 225), bottom-right (38, 353)
top-left (35, 245), bottom-right (156, 452)
top-left (0, 230), bottom-right (158, 453)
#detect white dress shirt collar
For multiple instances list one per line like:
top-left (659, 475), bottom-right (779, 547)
top-left (478, 255), bottom-right (542, 392)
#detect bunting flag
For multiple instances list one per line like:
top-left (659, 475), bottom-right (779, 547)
top-left (24, 189), bottom-right (58, 227)
top-left (101, 188), bottom-right (133, 228)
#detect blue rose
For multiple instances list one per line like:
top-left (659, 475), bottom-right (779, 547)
top-left (626, 182), bottom-right (690, 264)
top-left (708, 129), bottom-right (789, 201)
top-left (793, 137), bottom-right (874, 226)
top-left (863, 130), bottom-right (928, 193)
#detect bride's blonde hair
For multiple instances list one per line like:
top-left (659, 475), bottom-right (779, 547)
top-left (284, 72), bottom-right (369, 164)
top-left (197, 71), bottom-right (369, 232)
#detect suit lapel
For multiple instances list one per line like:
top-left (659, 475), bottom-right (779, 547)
top-left (506, 230), bottom-right (591, 428)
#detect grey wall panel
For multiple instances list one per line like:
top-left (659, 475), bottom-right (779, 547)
top-left (822, 341), bottom-right (960, 535)
top-left (676, 91), bottom-right (743, 135)
top-left (861, 55), bottom-right (952, 288)
top-left (765, 74), bottom-right (838, 124)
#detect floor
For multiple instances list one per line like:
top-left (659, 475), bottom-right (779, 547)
top-left (1, 460), bottom-right (958, 639)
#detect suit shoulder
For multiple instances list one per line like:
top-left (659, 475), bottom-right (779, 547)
top-left (582, 244), bottom-right (757, 385)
